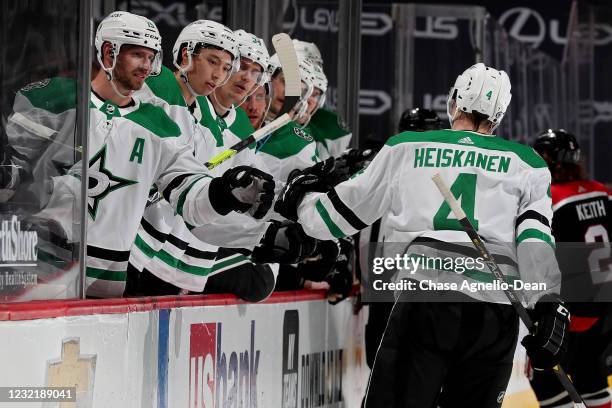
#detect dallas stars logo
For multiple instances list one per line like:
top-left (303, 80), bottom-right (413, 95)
top-left (293, 127), bottom-right (313, 142)
top-left (86, 145), bottom-right (137, 220)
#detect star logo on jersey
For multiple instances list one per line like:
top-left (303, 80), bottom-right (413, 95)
top-left (85, 145), bottom-right (137, 220)
top-left (293, 127), bottom-right (313, 142)
top-left (458, 136), bottom-right (474, 145)
top-left (578, 185), bottom-right (586, 193)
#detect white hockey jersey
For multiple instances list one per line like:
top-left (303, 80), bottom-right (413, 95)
top-left (6, 77), bottom-right (222, 298)
top-left (297, 129), bottom-right (561, 305)
top-left (130, 68), bottom-right (270, 291)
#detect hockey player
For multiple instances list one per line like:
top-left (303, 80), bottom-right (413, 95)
top-left (258, 54), bottom-right (320, 183)
top-left (126, 24), bottom-right (313, 298)
top-left (530, 129), bottom-right (612, 408)
top-left (2, 12), bottom-right (275, 298)
top-left (363, 108), bottom-right (442, 372)
top-left (275, 63), bottom-right (569, 407)
top-left (243, 84), bottom-right (269, 129)
top-left (398, 107), bottom-right (443, 132)
top-left (292, 39), bottom-right (352, 159)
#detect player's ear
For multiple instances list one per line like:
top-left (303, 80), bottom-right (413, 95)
top-left (101, 42), bottom-right (114, 68)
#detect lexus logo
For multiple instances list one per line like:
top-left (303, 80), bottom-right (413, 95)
top-left (499, 7), bottom-right (546, 48)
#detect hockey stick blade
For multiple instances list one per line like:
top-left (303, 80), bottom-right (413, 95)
top-left (271, 33), bottom-right (300, 116)
top-left (431, 173), bottom-right (586, 407)
top-left (204, 33), bottom-right (301, 170)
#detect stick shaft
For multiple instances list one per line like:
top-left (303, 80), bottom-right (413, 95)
top-left (432, 173), bottom-right (586, 407)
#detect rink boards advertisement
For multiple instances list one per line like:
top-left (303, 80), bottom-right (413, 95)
top-left (0, 293), bottom-right (370, 408)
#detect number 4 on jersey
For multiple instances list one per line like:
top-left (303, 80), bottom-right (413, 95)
top-left (433, 173), bottom-right (479, 231)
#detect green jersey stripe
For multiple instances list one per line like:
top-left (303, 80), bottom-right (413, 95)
top-left (176, 175), bottom-right (211, 216)
top-left (86, 267), bottom-right (127, 281)
top-left (134, 234), bottom-right (156, 258)
top-left (315, 199), bottom-right (347, 239)
top-left (516, 228), bottom-right (556, 249)
top-left (211, 254), bottom-right (249, 272)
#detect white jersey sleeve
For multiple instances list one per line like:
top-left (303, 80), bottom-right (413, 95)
top-left (298, 143), bottom-right (399, 240)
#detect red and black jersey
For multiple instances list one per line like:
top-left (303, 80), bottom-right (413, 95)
top-left (552, 180), bottom-right (611, 243)
top-left (551, 180), bottom-right (611, 329)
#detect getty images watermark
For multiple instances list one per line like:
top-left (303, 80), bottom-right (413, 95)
top-left (370, 253), bottom-right (548, 293)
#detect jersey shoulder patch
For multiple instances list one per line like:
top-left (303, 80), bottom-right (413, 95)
top-left (386, 129), bottom-right (547, 169)
top-left (18, 77), bottom-right (76, 114)
top-left (144, 66), bottom-right (186, 107)
top-left (258, 121), bottom-right (314, 159)
top-left (124, 102), bottom-right (181, 138)
top-left (309, 108), bottom-right (350, 141)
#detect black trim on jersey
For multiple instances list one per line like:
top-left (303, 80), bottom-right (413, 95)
top-left (162, 173), bottom-right (196, 201)
top-left (411, 237), bottom-right (518, 268)
top-left (515, 210), bottom-right (550, 230)
top-left (87, 245), bottom-right (130, 262)
top-left (327, 188), bottom-right (367, 231)
top-left (167, 234), bottom-right (188, 251)
top-left (164, 233), bottom-right (216, 260)
top-left (185, 246), bottom-right (217, 260)
top-left (141, 218), bottom-right (168, 243)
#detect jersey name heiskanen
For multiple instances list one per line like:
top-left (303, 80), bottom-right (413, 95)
top-left (298, 129), bottom-right (560, 305)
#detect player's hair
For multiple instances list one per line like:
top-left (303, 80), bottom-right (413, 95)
top-left (550, 162), bottom-right (585, 183)
top-left (175, 43), bottom-right (228, 67)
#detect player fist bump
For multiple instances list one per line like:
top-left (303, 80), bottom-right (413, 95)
top-left (209, 166), bottom-right (275, 219)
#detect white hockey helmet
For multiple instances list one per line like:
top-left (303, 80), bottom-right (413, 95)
top-left (95, 11), bottom-right (163, 78)
top-left (311, 64), bottom-right (328, 109)
top-left (295, 58), bottom-right (318, 119)
top-left (293, 39), bottom-right (323, 67)
top-left (234, 29), bottom-right (270, 87)
top-left (447, 63), bottom-right (512, 130)
top-left (172, 20), bottom-right (240, 86)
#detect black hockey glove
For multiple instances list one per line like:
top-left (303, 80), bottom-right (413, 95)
top-left (296, 240), bottom-right (341, 282)
top-left (275, 160), bottom-right (336, 221)
top-left (325, 237), bottom-right (355, 305)
top-left (337, 147), bottom-right (378, 175)
top-left (251, 220), bottom-right (318, 264)
top-left (521, 294), bottom-right (570, 371)
top-left (209, 166), bottom-right (275, 219)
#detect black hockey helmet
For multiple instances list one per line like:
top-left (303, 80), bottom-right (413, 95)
top-left (533, 129), bottom-right (581, 165)
top-left (398, 107), bottom-right (442, 132)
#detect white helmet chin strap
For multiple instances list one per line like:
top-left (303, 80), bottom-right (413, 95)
top-left (212, 91), bottom-right (234, 114)
top-left (102, 59), bottom-right (134, 100)
top-left (109, 78), bottom-right (134, 99)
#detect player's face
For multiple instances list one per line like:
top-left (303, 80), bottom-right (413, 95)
top-left (113, 45), bottom-right (156, 91)
top-left (306, 87), bottom-right (322, 116)
top-left (243, 86), bottom-right (267, 128)
top-left (269, 71), bottom-right (286, 116)
top-left (187, 48), bottom-right (234, 96)
top-left (221, 58), bottom-right (263, 104)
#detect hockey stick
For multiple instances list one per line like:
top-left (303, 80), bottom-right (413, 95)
top-left (204, 33), bottom-right (301, 170)
top-left (431, 173), bottom-right (586, 408)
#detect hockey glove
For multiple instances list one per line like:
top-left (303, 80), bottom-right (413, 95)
top-left (251, 220), bottom-right (318, 264)
top-left (209, 166), bottom-right (275, 219)
top-left (337, 147), bottom-right (378, 175)
top-left (289, 157), bottom-right (350, 187)
top-left (275, 161), bottom-right (335, 221)
top-left (296, 240), bottom-right (341, 282)
top-left (326, 237), bottom-right (355, 305)
top-left (521, 294), bottom-right (570, 370)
